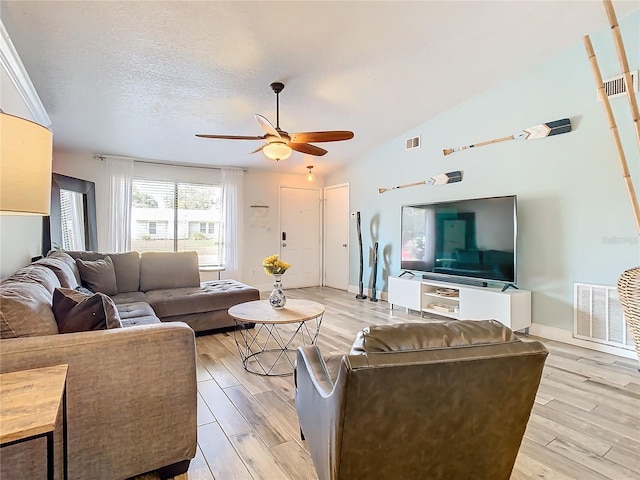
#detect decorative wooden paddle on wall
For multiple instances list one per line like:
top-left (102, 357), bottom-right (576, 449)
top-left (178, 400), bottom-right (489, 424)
top-left (379, 170), bottom-right (462, 194)
top-left (443, 118), bottom-right (571, 156)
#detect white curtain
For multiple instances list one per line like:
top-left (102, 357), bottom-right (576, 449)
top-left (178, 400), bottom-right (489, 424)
top-left (105, 157), bottom-right (133, 252)
top-left (221, 167), bottom-right (244, 280)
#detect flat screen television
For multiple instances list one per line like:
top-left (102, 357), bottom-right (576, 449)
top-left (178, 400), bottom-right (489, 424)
top-left (400, 195), bottom-right (517, 285)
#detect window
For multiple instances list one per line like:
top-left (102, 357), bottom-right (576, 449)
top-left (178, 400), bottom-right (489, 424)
top-left (131, 180), bottom-right (223, 265)
top-left (59, 189), bottom-right (86, 250)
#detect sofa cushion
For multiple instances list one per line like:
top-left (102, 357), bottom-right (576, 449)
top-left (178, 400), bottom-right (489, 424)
top-left (5, 264), bottom-right (61, 294)
top-left (0, 281), bottom-right (59, 338)
top-left (140, 251), bottom-right (200, 291)
top-left (116, 301), bottom-right (157, 320)
top-left (47, 250), bottom-right (82, 284)
top-left (350, 319), bottom-right (517, 355)
top-left (76, 257), bottom-right (119, 296)
top-left (52, 287), bottom-right (122, 333)
top-left (116, 301), bottom-right (161, 327)
top-left (35, 257), bottom-right (79, 289)
top-left (110, 291), bottom-right (149, 305)
top-left (108, 251), bottom-right (141, 293)
top-left (145, 280), bottom-right (259, 319)
top-left (65, 250), bottom-right (141, 294)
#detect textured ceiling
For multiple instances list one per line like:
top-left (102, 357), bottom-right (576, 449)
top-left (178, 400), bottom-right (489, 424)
top-left (1, 1), bottom-right (639, 176)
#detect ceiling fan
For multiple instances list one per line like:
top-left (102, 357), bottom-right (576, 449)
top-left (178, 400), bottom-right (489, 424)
top-left (196, 82), bottom-right (354, 161)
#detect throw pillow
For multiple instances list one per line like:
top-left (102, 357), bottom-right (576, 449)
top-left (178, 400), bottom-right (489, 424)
top-left (52, 287), bottom-right (122, 334)
top-left (75, 285), bottom-right (94, 295)
top-left (76, 256), bottom-right (118, 296)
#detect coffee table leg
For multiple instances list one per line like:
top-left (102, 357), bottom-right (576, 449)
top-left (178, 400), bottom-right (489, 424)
top-left (233, 315), bottom-right (324, 376)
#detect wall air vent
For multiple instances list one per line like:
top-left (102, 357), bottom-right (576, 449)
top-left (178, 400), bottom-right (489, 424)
top-left (598, 70), bottom-right (638, 101)
top-left (405, 136), bottom-right (420, 150)
top-left (574, 282), bottom-right (634, 351)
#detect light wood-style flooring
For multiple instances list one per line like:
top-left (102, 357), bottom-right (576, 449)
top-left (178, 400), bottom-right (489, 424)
top-left (167, 286), bottom-right (640, 480)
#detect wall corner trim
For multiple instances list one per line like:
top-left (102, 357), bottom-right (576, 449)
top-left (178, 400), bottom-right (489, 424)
top-left (0, 19), bottom-right (50, 127)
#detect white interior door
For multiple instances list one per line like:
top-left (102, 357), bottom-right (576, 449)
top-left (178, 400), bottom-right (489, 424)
top-left (323, 183), bottom-right (349, 290)
top-left (279, 186), bottom-right (321, 288)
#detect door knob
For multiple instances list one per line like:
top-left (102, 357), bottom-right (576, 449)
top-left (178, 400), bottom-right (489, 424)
top-left (342, 243), bottom-right (347, 247)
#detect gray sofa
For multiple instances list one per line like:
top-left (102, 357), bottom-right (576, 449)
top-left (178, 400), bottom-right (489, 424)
top-left (60, 249), bottom-right (260, 332)
top-left (0, 250), bottom-right (259, 479)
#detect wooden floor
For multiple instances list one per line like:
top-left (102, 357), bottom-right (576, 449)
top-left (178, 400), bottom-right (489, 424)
top-left (168, 286), bottom-right (640, 480)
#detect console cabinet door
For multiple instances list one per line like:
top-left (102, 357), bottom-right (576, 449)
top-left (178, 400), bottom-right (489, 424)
top-left (459, 288), bottom-right (531, 330)
top-left (388, 276), bottom-right (422, 311)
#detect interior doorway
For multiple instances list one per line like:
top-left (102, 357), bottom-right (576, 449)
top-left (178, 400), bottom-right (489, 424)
top-left (323, 183), bottom-right (349, 290)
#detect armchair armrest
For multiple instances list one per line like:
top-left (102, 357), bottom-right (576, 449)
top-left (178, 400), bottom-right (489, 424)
top-left (295, 345), bottom-right (348, 480)
top-left (0, 323), bottom-right (197, 480)
top-left (295, 345), bottom-right (335, 396)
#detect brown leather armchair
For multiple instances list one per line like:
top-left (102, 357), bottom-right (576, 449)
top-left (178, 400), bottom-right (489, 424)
top-left (294, 320), bottom-right (548, 480)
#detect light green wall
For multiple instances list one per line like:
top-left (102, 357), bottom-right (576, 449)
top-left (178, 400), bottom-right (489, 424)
top-left (328, 11), bottom-right (640, 331)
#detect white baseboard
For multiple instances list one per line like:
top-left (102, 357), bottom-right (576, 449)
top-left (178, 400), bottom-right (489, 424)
top-left (347, 285), bottom-right (388, 302)
top-left (344, 287), bottom-right (636, 360)
top-left (529, 323), bottom-right (637, 360)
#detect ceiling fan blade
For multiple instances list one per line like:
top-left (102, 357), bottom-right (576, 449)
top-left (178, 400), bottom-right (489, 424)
top-left (196, 134), bottom-right (264, 140)
top-left (289, 131), bottom-right (354, 143)
top-left (290, 143), bottom-right (328, 156)
top-left (249, 144), bottom-right (265, 154)
top-left (255, 114), bottom-right (281, 138)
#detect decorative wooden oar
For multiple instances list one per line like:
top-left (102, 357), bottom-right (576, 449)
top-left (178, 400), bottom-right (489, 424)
top-left (378, 171), bottom-right (462, 194)
top-left (603, 0), bottom-right (640, 152)
top-left (443, 118), bottom-right (571, 156)
top-left (584, 35), bottom-right (639, 233)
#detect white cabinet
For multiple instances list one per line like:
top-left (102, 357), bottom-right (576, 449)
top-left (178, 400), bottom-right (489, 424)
top-left (388, 276), bottom-right (531, 331)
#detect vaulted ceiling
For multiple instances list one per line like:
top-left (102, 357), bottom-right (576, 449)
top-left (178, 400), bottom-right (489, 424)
top-left (2, 1), bottom-right (638, 176)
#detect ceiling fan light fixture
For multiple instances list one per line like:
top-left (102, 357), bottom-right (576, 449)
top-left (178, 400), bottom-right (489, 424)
top-left (306, 165), bottom-right (315, 182)
top-left (263, 141), bottom-right (292, 161)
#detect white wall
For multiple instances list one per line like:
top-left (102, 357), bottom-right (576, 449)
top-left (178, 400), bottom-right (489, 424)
top-left (327, 11), bottom-right (640, 332)
top-left (0, 33), bottom-right (45, 278)
top-left (243, 169), bottom-right (324, 290)
top-left (51, 152), bottom-right (323, 287)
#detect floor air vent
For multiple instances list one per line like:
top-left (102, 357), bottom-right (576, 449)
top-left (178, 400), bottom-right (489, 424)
top-left (405, 136), bottom-right (420, 150)
top-left (574, 282), bottom-right (634, 350)
top-left (598, 70), bottom-right (638, 100)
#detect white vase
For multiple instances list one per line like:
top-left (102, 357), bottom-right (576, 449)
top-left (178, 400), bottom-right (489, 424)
top-left (269, 274), bottom-right (287, 309)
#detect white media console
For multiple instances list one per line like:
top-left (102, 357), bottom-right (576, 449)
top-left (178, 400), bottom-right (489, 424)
top-left (388, 275), bottom-right (531, 332)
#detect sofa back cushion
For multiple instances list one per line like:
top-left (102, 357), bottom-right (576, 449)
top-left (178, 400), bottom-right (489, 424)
top-left (52, 288), bottom-right (122, 333)
top-left (108, 252), bottom-right (141, 292)
top-left (5, 265), bottom-right (61, 294)
top-left (76, 257), bottom-right (119, 296)
top-left (0, 281), bottom-right (59, 338)
top-left (140, 251), bottom-right (200, 292)
top-left (65, 250), bottom-right (141, 293)
top-left (35, 257), bottom-right (79, 289)
top-left (350, 319), bottom-right (517, 355)
top-left (46, 250), bottom-right (82, 284)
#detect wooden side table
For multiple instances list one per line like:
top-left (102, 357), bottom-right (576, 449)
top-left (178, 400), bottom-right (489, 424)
top-left (0, 364), bottom-right (69, 480)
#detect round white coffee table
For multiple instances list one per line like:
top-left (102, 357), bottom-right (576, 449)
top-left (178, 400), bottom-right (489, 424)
top-left (229, 299), bottom-right (325, 376)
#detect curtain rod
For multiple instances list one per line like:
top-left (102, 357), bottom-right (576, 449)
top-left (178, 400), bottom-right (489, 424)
top-left (93, 154), bottom-right (247, 172)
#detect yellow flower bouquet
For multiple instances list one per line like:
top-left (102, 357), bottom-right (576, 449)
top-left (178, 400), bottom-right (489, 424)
top-left (262, 254), bottom-right (291, 276)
